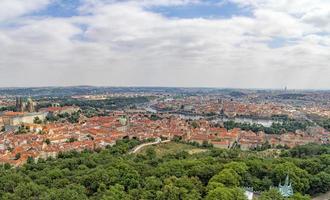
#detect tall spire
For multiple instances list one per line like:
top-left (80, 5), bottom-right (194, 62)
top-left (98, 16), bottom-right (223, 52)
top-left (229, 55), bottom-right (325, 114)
top-left (278, 175), bottom-right (293, 197)
top-left (285, 175), bottom-right (289, 185)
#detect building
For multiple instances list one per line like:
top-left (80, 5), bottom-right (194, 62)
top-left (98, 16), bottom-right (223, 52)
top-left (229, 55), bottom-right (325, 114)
top-left (244, 188), bottom-right (254, 200)
top-left (278, 175), bottom-right (293, 197)
top-left (2, 111), bottom-right (47, 130)
top-left (40, 106), bottom-right (80, 116)
top-left (15, 97), bottom-right (35, 112)
top-left (0, 116), bottom-right (4, 128)
top-left (26, 97), bottom-right (35, 112)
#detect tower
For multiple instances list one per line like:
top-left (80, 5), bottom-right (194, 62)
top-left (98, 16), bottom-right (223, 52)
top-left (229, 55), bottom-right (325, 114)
top-left (19, 97), bottom-right (25, 112)
top-left (15, 97), bottom-right (20, 111)
top-left (15, 97), bottom-right (35, 112)
top-left (16, 97), bottom-right (25, 112)
top-left (278, 175), bottom-right (293, 197)
top-left (27, 97), bottom-right (35, 112)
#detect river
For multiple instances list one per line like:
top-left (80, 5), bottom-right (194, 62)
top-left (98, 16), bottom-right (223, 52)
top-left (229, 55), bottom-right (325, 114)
top-left (144, 106), bottom-right (278, 127)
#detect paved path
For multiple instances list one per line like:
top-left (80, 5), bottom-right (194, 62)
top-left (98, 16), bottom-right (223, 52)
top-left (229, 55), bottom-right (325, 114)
top-left (313, 191), bottom-right (330, 200)
top-left (130, 140), bottom-right (170, 154)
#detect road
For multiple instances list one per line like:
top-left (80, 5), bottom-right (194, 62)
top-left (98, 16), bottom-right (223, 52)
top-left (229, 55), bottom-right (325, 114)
top-left (130, 139), bottom-right (171, 154)
top-left (313, 191), bottom-right (330, 200)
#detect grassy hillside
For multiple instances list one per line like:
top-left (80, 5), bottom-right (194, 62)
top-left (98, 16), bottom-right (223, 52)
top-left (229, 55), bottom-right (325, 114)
top-left (138, 142), bottom-right (208, 157)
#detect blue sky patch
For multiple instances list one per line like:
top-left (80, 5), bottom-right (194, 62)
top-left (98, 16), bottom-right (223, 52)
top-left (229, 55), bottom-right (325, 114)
top-left (29, 0), bottom-right (251, 19)
top-left (146, 1), bottom-right (251, 19)
top-left (32, 0), bottom-right (82, 17)
top-left (267, 37), bottom-right (300, 48)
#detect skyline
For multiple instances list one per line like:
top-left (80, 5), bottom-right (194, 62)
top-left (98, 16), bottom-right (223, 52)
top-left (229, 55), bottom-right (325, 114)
top-left (0, 85), bottom-right (329, 92)
top-left (0, 0), bottom-right (329, 89)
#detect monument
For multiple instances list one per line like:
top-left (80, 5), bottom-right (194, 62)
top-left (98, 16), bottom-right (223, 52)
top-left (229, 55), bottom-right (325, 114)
top-left (278, 175), bottom-right (293, 197)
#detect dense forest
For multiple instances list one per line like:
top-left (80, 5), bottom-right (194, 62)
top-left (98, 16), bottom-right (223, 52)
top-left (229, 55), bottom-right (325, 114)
top-left (317, 118), bottom-right (330, 131)
top-left (0, 105), bottom-right (15, 112)
top-left (0, 141), bottom-right (329, 200)
top-left (60, 97), bottom-right (150, 110)
top-left (223, 119), bottom-right (315, 135)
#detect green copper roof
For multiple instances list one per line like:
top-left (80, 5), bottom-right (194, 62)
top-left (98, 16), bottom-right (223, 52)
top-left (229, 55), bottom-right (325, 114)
top-left (119, 116), bottom-right (127, 126)
top-left (278, 175), bottom-right (293, 197)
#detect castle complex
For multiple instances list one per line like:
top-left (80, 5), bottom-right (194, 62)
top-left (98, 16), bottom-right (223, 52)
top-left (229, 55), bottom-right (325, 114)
top-left (15, 97), bottom-right (35, 112)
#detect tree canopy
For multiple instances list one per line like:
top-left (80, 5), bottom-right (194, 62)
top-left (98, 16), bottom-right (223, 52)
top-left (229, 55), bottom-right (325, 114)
top-left (0, 140), bottom-right (328, 199)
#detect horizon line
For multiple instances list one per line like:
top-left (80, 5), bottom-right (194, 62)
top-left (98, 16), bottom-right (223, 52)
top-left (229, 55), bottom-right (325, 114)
top-left (0, 85), bottom-right (329, 91)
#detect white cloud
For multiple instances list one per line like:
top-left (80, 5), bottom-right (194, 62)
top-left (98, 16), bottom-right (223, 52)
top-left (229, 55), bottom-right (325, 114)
top-left (0, 0), bottom-right (329, 89)
top-left (230, 0), bottom-right (328, 14)
top-left (231, 0), bottom-right (330, 32)
top-left (0, 0), bottom-right (51, 22)
top-left (79, 0), bottom-right (200, 12)
top-left (252, 9), bottom-right (313, 38)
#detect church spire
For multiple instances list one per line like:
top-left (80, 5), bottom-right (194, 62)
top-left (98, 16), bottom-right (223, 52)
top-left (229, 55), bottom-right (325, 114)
top-left (278, 175), bottom-right (293, 197)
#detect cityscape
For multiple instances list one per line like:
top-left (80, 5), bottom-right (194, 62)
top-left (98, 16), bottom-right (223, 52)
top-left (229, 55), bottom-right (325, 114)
top-left (0, 0), bottom-right (329, 200)
top-left (0, 87), bottom-right (329, 199)
top-left (0, 87), bottom-right (329, 166)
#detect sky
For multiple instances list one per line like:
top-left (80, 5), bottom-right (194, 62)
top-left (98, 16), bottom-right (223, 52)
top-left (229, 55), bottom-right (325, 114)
top-left (0, 0), bottom-right (329, 89)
